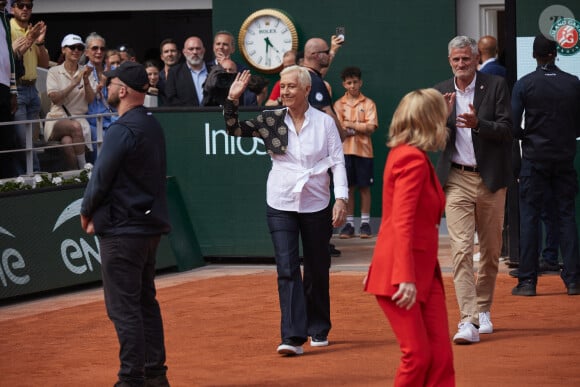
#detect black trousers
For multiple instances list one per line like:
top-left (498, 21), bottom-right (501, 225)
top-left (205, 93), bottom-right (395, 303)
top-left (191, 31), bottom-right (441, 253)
top-left (0, 84), bottom-right (17, 179)
top-left (266, 205), bottom-right (333, 344)
top-left (99, 234), bottom-right (167, 385)
top-left (518, 158), bottom-right (580, 286)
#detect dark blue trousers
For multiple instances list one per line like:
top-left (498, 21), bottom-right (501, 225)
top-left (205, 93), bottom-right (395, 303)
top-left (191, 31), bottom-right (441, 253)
top-left (519, 159), bottom-right (580, 286)
top-left (100, 235), bottom-right (167, 386)
top-left (540, 187), bottom-right (559, 265)
top-left (266, 205), bottom-right (333, 345)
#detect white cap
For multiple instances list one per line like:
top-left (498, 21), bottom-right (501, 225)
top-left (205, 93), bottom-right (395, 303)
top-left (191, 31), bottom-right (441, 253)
top-left (61, 34), bottom-right (85, 48)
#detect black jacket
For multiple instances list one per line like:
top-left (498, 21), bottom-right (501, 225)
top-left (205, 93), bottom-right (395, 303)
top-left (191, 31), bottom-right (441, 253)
top-left (434, 71), bottom-right (513, 193)
top-left (164, 62), bottom-right (204, 107)
top-left (511, 64), bottom-right (580, 162)
top-left (81, 105), bottom-right (171, 236)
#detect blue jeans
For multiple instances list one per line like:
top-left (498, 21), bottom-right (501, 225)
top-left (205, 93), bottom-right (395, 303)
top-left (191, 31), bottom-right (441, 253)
top-left (14, 84), bottom-right (40, 173)
top-left (99, 235), bottom-right (168, 385)
top-left (266, 205), bottom-right (333, 344)
top-left (519, 158), bottom-right (580, 286)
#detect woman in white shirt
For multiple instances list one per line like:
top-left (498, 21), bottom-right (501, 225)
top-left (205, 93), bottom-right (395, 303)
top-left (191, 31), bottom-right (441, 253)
top-left (44, 34), bottom-right (95, 170)
top-left (224, 65), bottom-right (348, 356)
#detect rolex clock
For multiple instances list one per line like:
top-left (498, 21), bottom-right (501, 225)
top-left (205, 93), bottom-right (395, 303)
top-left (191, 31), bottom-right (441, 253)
top-left (238, 9), bottom-right (299, 73)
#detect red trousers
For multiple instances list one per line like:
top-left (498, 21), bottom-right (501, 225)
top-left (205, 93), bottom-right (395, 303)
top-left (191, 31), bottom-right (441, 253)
top-left (376, 278), bottom-right (455, 387)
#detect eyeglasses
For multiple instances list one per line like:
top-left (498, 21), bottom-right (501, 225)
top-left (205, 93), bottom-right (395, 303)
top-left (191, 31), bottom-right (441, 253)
top-left (67, 45), bottom-right (85, 52)
top-left (90, 46), bottom-right (105, 52)
top-left (315, 49), bottom-right (330, 55)
top-left (15, 2), bottom-right (33, 10)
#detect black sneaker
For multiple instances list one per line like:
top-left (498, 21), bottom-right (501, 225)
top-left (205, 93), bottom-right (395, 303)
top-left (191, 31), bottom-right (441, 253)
top-left (339, 223), bottom-right (355, 239)
top-left (567, 283), bottom-right (580, 296)
top-left (145, 375), bottom-right (170, 387)
top-left (512, 281), bottom-right (536, 296)
top-left (508, 269), bottom-right (519, 278)
top-left (359, 223), bottom-right (372, 239)
top-left (329, 243), bottom-right (341, 257)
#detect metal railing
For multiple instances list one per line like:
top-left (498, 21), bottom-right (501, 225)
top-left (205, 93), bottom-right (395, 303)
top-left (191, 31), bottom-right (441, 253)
top-left (0, 112), bottom-right (117, 177)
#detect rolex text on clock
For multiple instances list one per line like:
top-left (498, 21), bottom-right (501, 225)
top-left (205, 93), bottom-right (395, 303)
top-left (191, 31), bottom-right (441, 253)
top-left (238, 9), bottom-right (299, 73)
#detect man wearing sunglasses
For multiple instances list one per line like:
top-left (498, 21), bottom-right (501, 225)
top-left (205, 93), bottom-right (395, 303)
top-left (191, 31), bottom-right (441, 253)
top-left (302, 37), bottom-right (344, 142)
top-left (9, 0), bottom-right (49, 174)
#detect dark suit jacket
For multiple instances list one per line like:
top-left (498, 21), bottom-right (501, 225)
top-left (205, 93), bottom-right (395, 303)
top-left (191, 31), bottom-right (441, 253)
top-left (165, 62), bottom-right (204, 107)
top-left (434, 71), bottom-right (513, 193)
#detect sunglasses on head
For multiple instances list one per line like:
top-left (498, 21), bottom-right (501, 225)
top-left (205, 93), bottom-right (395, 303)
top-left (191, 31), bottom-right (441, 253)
top-left (67, 45), bottom-right (85, 52)
top-left (15, 2), bottom-right (33, 10)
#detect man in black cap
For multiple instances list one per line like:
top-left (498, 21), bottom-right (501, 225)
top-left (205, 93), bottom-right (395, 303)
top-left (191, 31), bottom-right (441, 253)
top-left (511, 34), bottom-right (580, 297)
top-left (80, 61), bottom-right (172, 386)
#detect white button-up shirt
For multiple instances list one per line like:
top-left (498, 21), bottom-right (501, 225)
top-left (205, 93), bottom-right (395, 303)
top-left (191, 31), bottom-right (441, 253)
top-left (266, 105), bottom-right (348, 213)
top-left (452, 74), bottom-right (477, 166)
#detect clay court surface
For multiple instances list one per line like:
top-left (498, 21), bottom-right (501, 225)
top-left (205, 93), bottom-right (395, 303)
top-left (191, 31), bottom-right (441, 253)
top-left (1, 236), bottom-right (579, 386)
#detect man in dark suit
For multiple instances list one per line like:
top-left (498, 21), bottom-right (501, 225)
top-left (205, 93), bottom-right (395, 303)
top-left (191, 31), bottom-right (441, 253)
top-left (477, 35), bottom-right (506, 77)
top-left (434, 35), bottom-right (512, 345)
top-left (165, 36), bottom-right (210, 106)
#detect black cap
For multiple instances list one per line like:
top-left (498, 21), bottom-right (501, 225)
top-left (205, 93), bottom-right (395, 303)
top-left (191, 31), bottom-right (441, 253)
top-left (533, 34), bottom-right (557, 58)
top-left (104, 61), bottom-right (149, 93)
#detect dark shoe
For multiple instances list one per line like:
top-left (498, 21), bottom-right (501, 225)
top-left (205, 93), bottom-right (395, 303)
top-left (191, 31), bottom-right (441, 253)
top-left (512, 281), bottom-right (536, 296)
top-left (114, 381), bottom-right (135, 387)
top-left (359, 222), bottom-right (372, 239)
top-left (539, 261), bottom-right (561, 274)
top-left (567, 283), bottom-right (580, 296)
top-left (509, 269), bottom-right (519, 278)
top-left (145, 375), bottom-right (170, 387)
top-left (339, 223), bottom-right (355, 239)
top-left (329, 243), bottom-right (341, 257)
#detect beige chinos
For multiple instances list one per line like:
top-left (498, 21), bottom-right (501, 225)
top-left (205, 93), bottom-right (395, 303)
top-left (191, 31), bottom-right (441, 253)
top-left (444, 168), bottom-right (506, 326)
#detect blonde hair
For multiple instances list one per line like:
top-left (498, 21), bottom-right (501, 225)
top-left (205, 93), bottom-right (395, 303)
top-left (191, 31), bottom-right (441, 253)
top-left (388, 88), bottom-right (449, 152)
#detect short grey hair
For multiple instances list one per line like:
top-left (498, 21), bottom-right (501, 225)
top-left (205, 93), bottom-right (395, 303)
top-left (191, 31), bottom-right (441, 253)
top-left (85, 32), bottom-right (106, 47)
top-left (448, 36), bottom-right (477, 56)
top-left (280, 65), bottom-right (311, 88)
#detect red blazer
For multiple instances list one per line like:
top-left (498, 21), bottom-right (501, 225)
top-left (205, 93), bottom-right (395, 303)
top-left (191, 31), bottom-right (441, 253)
top-left (365, 144), bottom-right (445, 303)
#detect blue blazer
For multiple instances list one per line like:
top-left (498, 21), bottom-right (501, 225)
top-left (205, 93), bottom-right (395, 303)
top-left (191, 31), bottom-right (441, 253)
top-left (480, 59), bottom-right (506, 78)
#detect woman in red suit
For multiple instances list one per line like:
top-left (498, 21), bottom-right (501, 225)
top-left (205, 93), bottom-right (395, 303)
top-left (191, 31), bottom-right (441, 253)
top-left (364, 88), bottom-right (455, 386)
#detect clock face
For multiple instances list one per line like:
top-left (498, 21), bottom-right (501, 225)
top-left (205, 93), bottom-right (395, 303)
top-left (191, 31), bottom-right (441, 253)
top-left (238, 9), bottom-right (298, 73)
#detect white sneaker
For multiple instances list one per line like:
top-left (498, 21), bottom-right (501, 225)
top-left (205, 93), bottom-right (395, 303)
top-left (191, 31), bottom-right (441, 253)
top-left (310, 336), bottom-right (329, 347)
top-left (453, 322), bottom-right (480, 344)
top-left (277, 343), bottom-right (304, 355)
top-left (479, 311), bottom-right (493, 334)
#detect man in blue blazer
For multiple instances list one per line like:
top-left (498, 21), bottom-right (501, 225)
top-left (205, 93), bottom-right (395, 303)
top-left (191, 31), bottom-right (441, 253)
top-left (477, 35), bottom-right (506, 77)
top-left (434, 36), bottom-right (512, 345)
